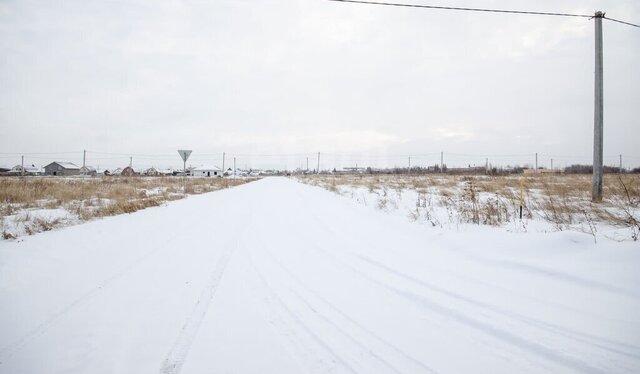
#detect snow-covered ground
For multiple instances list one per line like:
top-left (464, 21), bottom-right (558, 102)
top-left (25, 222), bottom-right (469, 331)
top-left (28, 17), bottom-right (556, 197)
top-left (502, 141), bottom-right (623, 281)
top-left (0, 177), bottom-right (638, 373)
top-left (300, 175), bottom-right (640, 242)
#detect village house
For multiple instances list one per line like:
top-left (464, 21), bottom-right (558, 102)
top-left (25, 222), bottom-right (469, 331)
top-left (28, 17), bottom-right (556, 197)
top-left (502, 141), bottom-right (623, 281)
top-left (44, 162), bottom-right (80, 176)
top-left (191, 166), bottom-right (223, 177)
top-left (79, 166), bottom-right (97, 176)
top-left (9, 164), bottom-right (43, 176)
top-left (144, 167), bottom-right (161, 176)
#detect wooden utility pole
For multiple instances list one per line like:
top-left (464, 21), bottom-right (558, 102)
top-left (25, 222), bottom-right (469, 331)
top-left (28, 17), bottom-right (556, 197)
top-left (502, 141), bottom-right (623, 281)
top-left (592, 11), bottom-right (604, 202)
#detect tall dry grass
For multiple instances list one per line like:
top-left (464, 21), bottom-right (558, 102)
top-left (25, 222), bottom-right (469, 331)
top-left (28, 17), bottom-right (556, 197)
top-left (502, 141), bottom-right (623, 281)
top-left (299, 173), bottom-right (640, 240)
top-left (0, 176), bottom-right (253, 238)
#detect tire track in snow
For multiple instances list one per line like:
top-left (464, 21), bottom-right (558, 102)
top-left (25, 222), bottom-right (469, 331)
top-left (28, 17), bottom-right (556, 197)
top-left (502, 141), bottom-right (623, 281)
top-left (301, 240), bottom-right (609, 374)
top-left (244, 243), bottom-right (359, 374)
top-left (299, 195), bottom-right (640, 364)
top-left (259, 244), bottom-right (439, 374)
top-left (159, 241), bottom-right (236, 374)
top-left (0, 232), bottom-right (179, 362)
top-left (354, 254), bottom-right (640, 361)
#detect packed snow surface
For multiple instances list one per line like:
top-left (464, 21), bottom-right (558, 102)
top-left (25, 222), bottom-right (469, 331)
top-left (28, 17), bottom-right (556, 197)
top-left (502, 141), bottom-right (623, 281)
top-left (0, 177), bottom-right (638, 374)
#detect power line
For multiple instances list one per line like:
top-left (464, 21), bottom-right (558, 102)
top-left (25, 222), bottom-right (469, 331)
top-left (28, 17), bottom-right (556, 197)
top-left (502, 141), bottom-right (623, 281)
top-left (327, 0), bottom-right (592, 18)
top-left (328, 0), bottom-right (640, 28)
top-left (604, 16), bottom-right (640, 28)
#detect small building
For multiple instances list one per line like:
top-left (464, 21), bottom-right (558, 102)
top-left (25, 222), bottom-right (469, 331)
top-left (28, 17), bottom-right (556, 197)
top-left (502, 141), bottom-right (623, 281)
top-left (79, 165), bottom-right (97, 176)
top-left (9, 165), bottom-right (43, 176)
top-left (44, 162), bottom-right (80, 176)
top-left (192, 166), bottom-right (223, 177)
top-left (121, 166), bottom-right (137, 177)
top-left (144, 167), bottom-right (161, 176)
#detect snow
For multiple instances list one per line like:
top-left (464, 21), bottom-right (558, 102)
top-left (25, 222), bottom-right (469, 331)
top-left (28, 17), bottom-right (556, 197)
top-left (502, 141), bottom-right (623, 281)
top-left (0, 177), bottom-right (638, 373)
top-left (316, 180), bottom-right (640, 241)
top-left (1, 208), bottom-right (78, 238)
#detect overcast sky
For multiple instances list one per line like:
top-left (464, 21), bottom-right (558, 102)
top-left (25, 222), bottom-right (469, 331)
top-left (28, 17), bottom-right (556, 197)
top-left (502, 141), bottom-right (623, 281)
top-left (1, 0), bottom-right (639, 170)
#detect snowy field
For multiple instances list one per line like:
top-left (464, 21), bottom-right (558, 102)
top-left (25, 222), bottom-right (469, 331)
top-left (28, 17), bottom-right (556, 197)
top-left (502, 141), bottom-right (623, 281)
top-left (1, 177), bottom-right (639, 373)
top-left (300, 174), bottom-right (640, 242)
top-left (0, 177), bottom-right (251, 239)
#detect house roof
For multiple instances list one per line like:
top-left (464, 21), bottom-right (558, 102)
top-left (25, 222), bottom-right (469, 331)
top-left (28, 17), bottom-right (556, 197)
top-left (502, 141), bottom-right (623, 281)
top-left (48, 161), bottom-right (80, 169)
top-left (193, 166), bottom-right (222, 171)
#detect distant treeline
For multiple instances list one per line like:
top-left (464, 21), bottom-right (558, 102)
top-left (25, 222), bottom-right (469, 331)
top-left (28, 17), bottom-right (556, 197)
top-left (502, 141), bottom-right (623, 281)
top-left (345, 164), bottom-right (640, 175)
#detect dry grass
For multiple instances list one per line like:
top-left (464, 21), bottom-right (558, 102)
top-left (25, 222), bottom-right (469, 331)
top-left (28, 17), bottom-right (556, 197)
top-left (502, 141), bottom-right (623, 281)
top-left (1, 176), bottom-right (254, 238)
top-left (299, 173), bottom-right (640, 240)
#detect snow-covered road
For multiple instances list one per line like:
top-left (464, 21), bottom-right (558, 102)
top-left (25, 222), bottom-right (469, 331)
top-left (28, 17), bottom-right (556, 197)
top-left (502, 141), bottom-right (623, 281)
top-left (1, 177), bottom-right (639, 373)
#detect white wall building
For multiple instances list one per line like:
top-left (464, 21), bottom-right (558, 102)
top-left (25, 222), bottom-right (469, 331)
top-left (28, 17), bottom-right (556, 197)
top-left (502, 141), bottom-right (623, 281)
top-left (191, 166), bottom-right (223, 177)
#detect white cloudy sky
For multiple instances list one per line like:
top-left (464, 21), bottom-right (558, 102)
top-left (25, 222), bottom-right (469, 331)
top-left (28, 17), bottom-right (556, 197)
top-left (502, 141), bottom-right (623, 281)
top-left (1, 0), bottom-right (639, 170)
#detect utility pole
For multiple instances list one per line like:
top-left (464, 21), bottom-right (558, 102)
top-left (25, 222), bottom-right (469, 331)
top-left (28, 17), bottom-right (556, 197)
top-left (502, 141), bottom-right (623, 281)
top-left (619, 154), bottom-right (623, 173)
top-left (440, 151), bottom-right (444, 173)
top-left (317, 152), bottom-right (320, 174)
top-left (592, 11), bottom-right (605, 202)
top-left (408, 156), bottom-right (411, 174)
top-left (222, 152), bottom-right (225, 173)
top-left (535, 153), bottom-right (538, 172)
top-left (551, 158), bottom-right (554, 171)
top-left (21, 155), bottom-right (24, 177)
top-left (83, 150), bottom-right (86, 168)
top-left (233, 157), bottom-right (236, 178)
top-left (129, 156), bottom-right (132, 168)
top-left (485, 158), bottom-right (489, 173)
top-left (306, 157), bottom-right (309, 172)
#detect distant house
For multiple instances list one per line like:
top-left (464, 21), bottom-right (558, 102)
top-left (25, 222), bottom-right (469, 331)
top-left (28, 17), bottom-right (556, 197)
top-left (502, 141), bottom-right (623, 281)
top-left (9, 164), bottom-right (42, 176)
top-left (144, 167), bottom-right (161, 176)
top-left (192, 166), bottom-right (222, 177)
top-left (121, 166), bottom-right (137, 177)
top-left (79, 166), bottom-right (97, 176)
top-left (44, 162), bottom-right (80, 176)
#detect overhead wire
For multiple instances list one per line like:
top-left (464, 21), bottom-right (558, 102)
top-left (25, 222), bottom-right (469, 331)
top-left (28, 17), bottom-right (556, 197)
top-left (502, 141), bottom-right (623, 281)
top-left (327, 0), bottom-right (593, 18)
top-left (327, 0), bottom-right (640, 28)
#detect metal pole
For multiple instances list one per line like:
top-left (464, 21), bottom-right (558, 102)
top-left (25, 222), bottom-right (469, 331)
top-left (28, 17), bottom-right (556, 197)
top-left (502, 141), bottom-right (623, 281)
top-left (317, 152), bottom-right (320, 174)
top-left (307, 157), bottom-right (309, 172)
top-left (535, 153), bottom-right (538, 172)
top-left (233, 157), bottom-right (236, 178)
top-left (619, 154), bottom-right (622, 173)
top-left (21, 155), bottom-right (24, 177)
top-left (129, 156), bottom-right (132, 168)
top-left (551, 158), bottom-right (553, 171)
top-left (408, 156), bottom-right (411, 174)
top-left (440, 151), bottom-right (444, 173)
top-left (592, 11), bottom-right (604, 202)
top-left (485, 158), bottom-right (488, 173)
top-left (83, 150), bottom-right (86, 168)
top-left (222, 152), bottom-right (225, 173)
